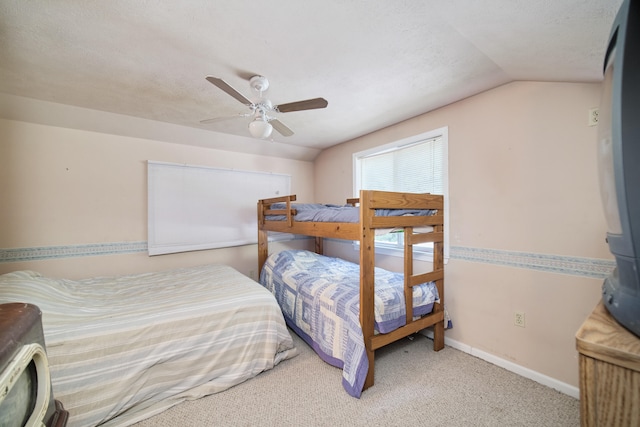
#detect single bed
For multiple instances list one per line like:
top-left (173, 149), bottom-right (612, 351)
top-left (0, 264), bottom-right (297, 427)
top-left (257, 189), bottom-right (445, 397)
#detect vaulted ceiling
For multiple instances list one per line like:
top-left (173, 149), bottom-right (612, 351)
top-left (0, 1), bottom-right (622, 160)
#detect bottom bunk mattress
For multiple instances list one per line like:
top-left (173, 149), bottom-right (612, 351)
top-left (0, 264), bottom-right (297, 427)
top-left (259, 249), bottom-right (439, 398)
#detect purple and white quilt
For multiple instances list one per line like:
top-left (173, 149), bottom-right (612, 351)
top-left (259, 249), bottom-right (439, 397)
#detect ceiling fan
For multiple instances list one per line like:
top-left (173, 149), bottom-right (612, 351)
top-left (201, 75), bottom-right (328, 139)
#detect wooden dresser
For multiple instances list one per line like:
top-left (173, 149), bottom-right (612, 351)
top-left (576, 302), bottom-right (640, 426)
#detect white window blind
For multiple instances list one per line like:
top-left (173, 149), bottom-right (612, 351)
top-left (353, 127), bottom-right (449, 260)
top-left (147, 161), bottom-right (290, 256)
top-left (360, 137), bottom-right (444, 194)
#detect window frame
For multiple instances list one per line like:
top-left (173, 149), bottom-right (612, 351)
top-left (352, 126), bottom-right (449, 262)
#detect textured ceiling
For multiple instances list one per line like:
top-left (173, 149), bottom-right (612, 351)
top-left (0, 0), bottom-right (622, 160)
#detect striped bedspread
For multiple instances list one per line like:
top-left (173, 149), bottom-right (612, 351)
top-left (0, 265), bottom-right (296, 426)
top-left (259, 250), bottom-right (438, 398)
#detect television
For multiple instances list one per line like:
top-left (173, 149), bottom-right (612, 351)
top-left (0, 303), bottom-right (68, 427)
top-left (598, 0), bottom-right (640, 338)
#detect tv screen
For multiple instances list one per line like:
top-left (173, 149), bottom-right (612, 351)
top-left (0, 345), bottom-right (49, 427)
top-left (0, 303), bottom-right (67, 427)
top-left (4, 360), bottom-right (38, 426)
top-left (598, 0), bottom-right (640, 337)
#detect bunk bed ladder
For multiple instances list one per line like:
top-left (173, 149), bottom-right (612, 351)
top-left (367, 226), bottom-right (445, 351)
top-left (359, 190), bottom-right (447, 390)
top-left (404, 226), bottom-right (446, 352)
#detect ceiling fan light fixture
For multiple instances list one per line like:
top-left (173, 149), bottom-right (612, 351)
top-left (248, 117), bottom-right (273, 139)
top-left (204, 74), bottom-right (328, 138)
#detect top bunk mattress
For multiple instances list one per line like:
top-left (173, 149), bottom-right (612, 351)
top-left (266, 202), bottom-right (437, 223)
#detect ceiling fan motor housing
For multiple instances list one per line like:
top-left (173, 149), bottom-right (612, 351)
top-left (249, 75), bottom-right (269, 93)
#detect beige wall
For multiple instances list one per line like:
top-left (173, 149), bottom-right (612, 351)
top-left (0, 119), bottom-right (314, 279)
top-left (314, 81), bottom-right (611, 391)
top-left (0, 81), bottom-right (611, 393)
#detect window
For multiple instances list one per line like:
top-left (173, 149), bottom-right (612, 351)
top-left (353, 127), bottom-right (449, 261)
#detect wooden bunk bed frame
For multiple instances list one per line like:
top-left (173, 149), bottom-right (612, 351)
top-left (257, 189), bottom-right (445, 390)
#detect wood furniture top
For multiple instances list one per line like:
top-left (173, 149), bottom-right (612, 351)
top-left (576, 301), bottom-right (640, 373)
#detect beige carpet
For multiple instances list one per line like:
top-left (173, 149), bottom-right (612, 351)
top-left (132, 330), bottom-right (579, 426)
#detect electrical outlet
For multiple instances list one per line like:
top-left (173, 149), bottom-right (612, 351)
top-left (514, 311), bottom-right (526, 328)
top-left (588, 108), bottom-right (599, 126)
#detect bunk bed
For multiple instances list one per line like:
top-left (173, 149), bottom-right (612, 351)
top-left (257, 189), bottom-right (445, 397)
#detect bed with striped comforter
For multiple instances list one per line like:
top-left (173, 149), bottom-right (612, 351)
top-left (0, 265), bottom-right (296, 427)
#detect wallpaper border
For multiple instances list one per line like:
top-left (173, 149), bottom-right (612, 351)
top-left (0, 242), bottom-right (148, 262)
top-left (450, 246), bottom-right (615, 279)
top-left (0, 242), bottom-right (615, 279)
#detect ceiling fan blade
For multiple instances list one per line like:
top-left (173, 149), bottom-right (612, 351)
top-left (270, 119), bottom-right (294, 137)
top-left (200, 113), bottom-right (250, 124)
top-left (275, 97), bottom-right (328, 113)
top-left (205, 76), bottom-right (253, 106)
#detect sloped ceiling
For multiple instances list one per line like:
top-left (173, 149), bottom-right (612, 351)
top-left (0, 0), bottom-right (622, 160)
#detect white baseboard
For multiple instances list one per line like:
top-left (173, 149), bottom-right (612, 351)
top-left (420, 330), bottom-right (580, 399)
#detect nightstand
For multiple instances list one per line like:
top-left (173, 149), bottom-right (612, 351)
top-left (576, 301), bottom-right (640, 426)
